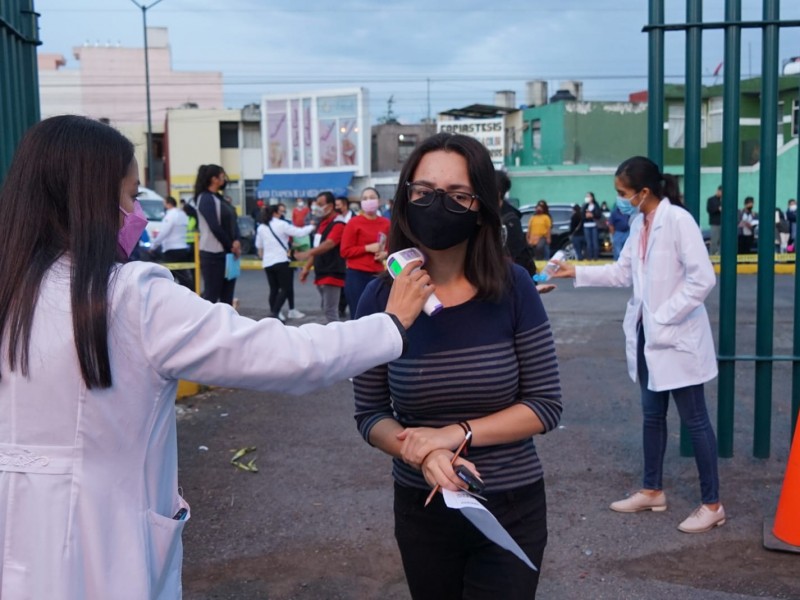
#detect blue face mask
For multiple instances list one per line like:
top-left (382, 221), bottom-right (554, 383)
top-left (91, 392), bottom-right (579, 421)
top-left (616, 193), bottom-right (639, 216)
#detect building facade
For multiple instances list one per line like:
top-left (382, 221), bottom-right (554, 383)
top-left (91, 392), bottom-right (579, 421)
top-left (38, 27), bottom-right (223, 195)
top-left (663, 76), bottom-right (800, 167)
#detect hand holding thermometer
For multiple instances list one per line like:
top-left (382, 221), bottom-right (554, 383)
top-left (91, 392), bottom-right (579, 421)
top-left (386, 248), bottom-right (443, 316)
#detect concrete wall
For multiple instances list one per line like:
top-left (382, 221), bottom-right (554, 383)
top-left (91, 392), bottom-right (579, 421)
top-left (563, 102), bottom-right (647, 167)
top-left (371, 123), bottom-right (436, 172)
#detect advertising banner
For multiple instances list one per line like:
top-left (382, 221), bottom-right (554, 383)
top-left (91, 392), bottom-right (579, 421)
top-left (437, 118), bottom-right (505, 167)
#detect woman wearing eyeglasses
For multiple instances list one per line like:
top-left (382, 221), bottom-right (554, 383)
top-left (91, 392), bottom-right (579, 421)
top-left (0, 115), bottom-right (433, 600)
top-left (353, 133), bottom-right (562, 599)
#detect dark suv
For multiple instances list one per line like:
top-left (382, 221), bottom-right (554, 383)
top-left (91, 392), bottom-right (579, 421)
top-left (519, 204), bottom-right (612, 259)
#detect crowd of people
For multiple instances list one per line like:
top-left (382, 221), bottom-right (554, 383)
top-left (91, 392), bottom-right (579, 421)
top-left (0, 115), bottom-right (758, 598)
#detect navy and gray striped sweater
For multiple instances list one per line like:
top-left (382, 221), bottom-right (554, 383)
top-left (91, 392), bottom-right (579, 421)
top-left (354, 264), bottom-right (562, 493)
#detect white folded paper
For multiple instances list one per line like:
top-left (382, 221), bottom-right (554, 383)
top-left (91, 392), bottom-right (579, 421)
top-left (442, 488), bottom-right (538, 571)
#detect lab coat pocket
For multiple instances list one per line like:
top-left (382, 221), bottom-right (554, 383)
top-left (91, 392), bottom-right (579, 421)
top-left (1, 563), bottom-right (32, 600)
top-left (146, 495), bottom-right (190, 598)
top-left (643, 312), bottom-right (680, 351)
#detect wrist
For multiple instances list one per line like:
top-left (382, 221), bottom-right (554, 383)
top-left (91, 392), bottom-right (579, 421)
top-left (385, 313), bottom-right (409, 355)
top-left (454, 421), bottom-right (473, 453)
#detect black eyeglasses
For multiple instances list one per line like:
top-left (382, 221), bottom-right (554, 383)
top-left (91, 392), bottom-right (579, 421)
top-left (405, 181), bottom-right (479, 214)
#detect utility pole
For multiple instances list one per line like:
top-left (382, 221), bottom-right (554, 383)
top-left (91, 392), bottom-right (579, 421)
top-left (129, 0), bottom-right (164, 188)
top-left (426, 77), bottom-right (431, 123)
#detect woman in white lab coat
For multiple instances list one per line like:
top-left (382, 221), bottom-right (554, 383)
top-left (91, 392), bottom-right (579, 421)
top-left (552, 156), bottom-right (724, 534)
top-left (0, 116), bottom-right (432, 599)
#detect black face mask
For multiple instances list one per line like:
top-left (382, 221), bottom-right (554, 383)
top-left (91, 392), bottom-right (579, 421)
top-left (406, 192), bottom-right (479, 250)
top-left (218, 180), bottom-right (227, 191)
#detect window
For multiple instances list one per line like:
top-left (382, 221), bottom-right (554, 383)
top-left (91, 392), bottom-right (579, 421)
top-left (708, 97), bottom-right (723, 143)
top-left (242, 122), bottom-right (261, 148)
top-left (219, 122), bottom-right (239, 148)
top-left (531, 120), bottom-right (541, 151)
top-left (667, 103), bottom-right (707, 149)
top-left (397, 133), bottom-right (417, 163)
top-left (668, 104), bottom-right (685, 148)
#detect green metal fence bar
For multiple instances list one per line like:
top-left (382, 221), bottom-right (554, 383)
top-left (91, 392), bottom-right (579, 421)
top-left (717, 0), bottom-right (742, 459)
top-left (643, 19), bottom-right (800, 32)
top-left (753, 0), bottom-right (780, 459)
top-left (679, 0), bottom-right (703, 457)
top-left (0, 0), bottom-right (40, 183)
top-left (647, 0), bottom-right (665, 168)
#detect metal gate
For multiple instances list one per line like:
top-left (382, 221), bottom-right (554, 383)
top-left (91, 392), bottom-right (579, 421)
top-left (0, 0), bottom-right (40, 183)
top-left (645, 0), bottom-right (800, 458)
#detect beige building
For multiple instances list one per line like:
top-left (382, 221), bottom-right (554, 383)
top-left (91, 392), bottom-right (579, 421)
top-left (166, 106), bottom-right (263, 215)
top-left (38, 28), bottom-right (223, 195)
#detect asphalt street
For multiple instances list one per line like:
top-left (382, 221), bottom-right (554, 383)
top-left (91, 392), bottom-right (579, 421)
top-left (177, 268), bottom-right (800, 599)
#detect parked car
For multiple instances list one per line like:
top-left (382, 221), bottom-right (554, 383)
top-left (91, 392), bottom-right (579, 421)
top-left (136, 186), bottom-right (165, 252)
top-left (237, 215), bottom-right (256, 255)
top-left (520, 203), bottom-right (612, 259)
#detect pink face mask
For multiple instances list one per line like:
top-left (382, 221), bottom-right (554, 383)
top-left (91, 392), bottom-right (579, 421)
top-left (118, 201), bottom-right (148, 258)
top-left (361, 199), bottom-right (380, 214)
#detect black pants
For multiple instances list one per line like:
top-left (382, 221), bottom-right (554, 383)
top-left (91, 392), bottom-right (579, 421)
top-left (200, 251), bottom-right (236, 305)
top-left (738, 234), bottom-right (755, 254)
top-left (394, 479), bottom-right (547, 600)
top-left (264, 262), bottom-right (293, 316)
top-left (160, 248), bottom-right (194, 291)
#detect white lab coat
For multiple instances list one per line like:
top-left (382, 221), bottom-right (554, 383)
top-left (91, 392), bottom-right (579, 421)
top-left (575, 198), bottom-right (718, 392)
top-left (0, 258), bottom-right (404, 599)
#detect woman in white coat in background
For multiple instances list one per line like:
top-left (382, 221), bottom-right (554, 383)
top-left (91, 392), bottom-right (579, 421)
top-left (552, 156), bottom-right (724, 534)
top-left (0, 115), bottom-right (432, 599)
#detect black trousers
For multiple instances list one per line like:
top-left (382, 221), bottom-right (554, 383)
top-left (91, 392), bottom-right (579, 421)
top-left (199, 251), bottom-right (236, 305)
top-left (264, 262), bottom-right (293, 316)
top-left (160, 248), bottom-right (194, 291)
top-left (394, 479), bottom-right (547, 600)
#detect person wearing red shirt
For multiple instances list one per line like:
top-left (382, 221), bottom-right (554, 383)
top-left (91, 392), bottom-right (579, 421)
top-left (340, 187), bottom-right (391, 316)
top-left (299, 192), bottom-right (347, 322)
top-left (292, 198), bottom-right (310, 227)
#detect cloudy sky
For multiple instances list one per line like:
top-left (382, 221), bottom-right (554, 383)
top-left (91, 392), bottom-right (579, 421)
top-left (35, 0), bottom-right (800, 123)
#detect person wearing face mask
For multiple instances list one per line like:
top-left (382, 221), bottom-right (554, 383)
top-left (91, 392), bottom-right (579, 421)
top-left (582, 192), bottom-right (602, 260)
top-left (255, 205), bottom-right (316, 321)
top-left (0, 115), bottom-right (434, 599)
top-left (334, 196), bottom-right (356, 223)
top-left (608, 198), bottom-right (632, 261)
top-left (737, 197), bottom-right (758, 255)
top-left (299, 191), bottom-right (348, 322)
top-left (353, 133), bottom-right (562, 599)
top-left (552, 156), bottom-right (724, 535)
top-left (194, 164), bottom-right (241, 304)
top-left (339, 187), bottom-right (391, 317)
top-left (526, 199), bottom-right (552, 260)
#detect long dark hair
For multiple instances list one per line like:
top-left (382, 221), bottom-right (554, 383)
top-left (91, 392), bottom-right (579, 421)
top-left (615, 156), bottom-right (683, 207)
top-left (193, 164), bottom-right (224, 200)
top-left (389, 132), bottom-right (507, 301)
top-left (0, 115), bottom-right (135, 388)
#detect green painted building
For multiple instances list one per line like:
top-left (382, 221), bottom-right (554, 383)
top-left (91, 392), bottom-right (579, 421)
top-left (664, 76), bottom-right (800, 167)
top-left (0, 0), bottom-right (41, 183)
top-left (507, 100), bottom-right (648, 169)
top-left (504, 79), bottom-right (799, 228)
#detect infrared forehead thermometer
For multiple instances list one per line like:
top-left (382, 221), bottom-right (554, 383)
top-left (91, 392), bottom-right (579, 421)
top-left (386, 248), bottom-right (443, 316)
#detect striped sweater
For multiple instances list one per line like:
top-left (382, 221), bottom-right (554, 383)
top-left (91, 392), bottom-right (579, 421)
top-left (354, 264), bottom-right (562, 493)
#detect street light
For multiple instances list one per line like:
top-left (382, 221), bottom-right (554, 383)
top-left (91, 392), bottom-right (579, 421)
top-left (129, 0), bottom-right (164, 189)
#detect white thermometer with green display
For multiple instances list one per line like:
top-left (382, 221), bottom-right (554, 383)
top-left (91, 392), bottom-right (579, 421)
top-left (386, 248), bottom-right (443, 316)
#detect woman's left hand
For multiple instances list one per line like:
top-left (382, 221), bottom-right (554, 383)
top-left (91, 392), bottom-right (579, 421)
top-left (420, 450), bottom-right (480, 492)
top-left (397, 425), bottom-right (464, 469)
